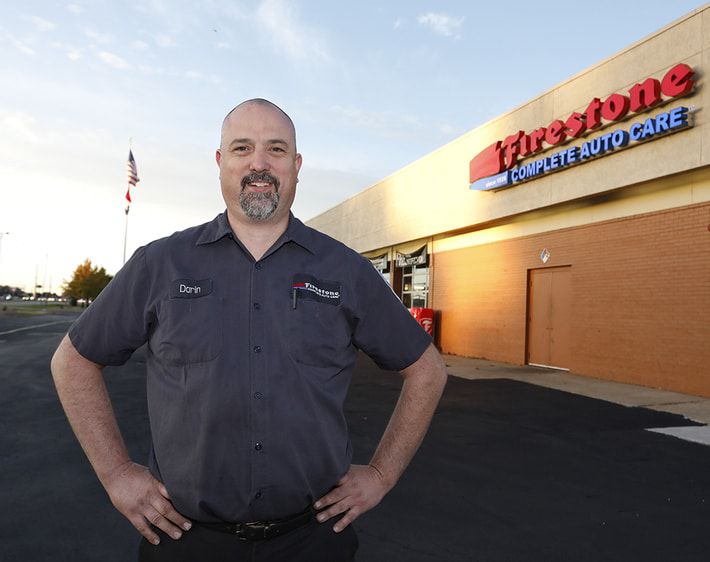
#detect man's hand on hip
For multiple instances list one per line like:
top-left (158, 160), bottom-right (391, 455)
top-left (103, 461), bottom-right (192, 545)
top-left (313, 464), bottom-right (390, 532)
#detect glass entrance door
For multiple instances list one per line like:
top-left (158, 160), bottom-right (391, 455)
top-left (401, 264), bottom-right (429, 308)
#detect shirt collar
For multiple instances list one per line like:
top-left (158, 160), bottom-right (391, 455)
top-left (195, 212), bottom-right (233, 246)
top-left (281, 212), bottom-right (317, 255)
top-left (196, 211), bottom-right (317, 255)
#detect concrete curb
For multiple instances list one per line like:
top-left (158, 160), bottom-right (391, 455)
top-left (444, 354), bottom-right (710, 425)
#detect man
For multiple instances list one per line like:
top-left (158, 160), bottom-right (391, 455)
top-left (51, 99), bottom-right (447, 561)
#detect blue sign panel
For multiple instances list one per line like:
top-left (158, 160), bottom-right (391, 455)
top-left (470, 170), bottom-right (511, 191)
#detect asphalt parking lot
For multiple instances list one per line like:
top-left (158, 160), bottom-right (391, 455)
top-left (2, 311), bottom-right (710, 561)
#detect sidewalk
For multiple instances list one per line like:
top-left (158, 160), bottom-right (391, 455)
top-left (443, 354), bottom-right (710, 444)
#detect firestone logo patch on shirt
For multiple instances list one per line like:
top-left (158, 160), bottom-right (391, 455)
top-left (292, 274), bottom-right (340, 306)
top-left (170, 278), bottom-right (213, 299)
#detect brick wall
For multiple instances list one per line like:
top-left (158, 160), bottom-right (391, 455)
top-left (432, 201), bottom-right (710, 396)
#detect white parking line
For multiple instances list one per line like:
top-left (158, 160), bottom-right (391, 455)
top-left (647, 425), bottom-right (710, 446)
top-left (0, 320), bottom-right (71, 336)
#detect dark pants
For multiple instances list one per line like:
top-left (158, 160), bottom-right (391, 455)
top-left (138, 519), bottom-right (358, 562)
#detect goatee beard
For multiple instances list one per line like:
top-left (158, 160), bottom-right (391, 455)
top-left (240, 171), bottom-right (281, 221)
top-left (240, 190), bottom-right (280, 221)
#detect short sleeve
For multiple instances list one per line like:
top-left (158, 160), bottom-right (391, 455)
top-left (68, 246), bottom-right (154, 366)
top-left (351, 257), bottom-right (432, 371)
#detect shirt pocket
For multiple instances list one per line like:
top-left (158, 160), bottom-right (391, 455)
top-left (287, 299), bottom-right (352, 370)
top-left (153, 295), bottom-right (223, 364)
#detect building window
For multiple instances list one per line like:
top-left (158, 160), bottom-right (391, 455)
top-left (368, 253), bottom-right (391, 286)
top-left (401, 264), bottom-right (429, 308)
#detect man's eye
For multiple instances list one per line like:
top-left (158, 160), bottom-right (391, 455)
top-left (271, 146), bottom-right (286, 153)
top-left (233, 146), bottom-right (249, 152)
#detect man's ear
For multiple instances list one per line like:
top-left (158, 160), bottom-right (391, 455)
top-left (215, 149), bottom-right (222, 166)
top-left (295, 152), bottom-right (302, 173)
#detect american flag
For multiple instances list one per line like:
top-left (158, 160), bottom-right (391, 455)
top-left (125, 149), bottom-right (140, 203)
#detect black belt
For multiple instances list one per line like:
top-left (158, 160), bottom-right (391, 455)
top-left (193, 506), bottom-right (315, 541)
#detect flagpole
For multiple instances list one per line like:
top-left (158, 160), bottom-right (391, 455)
top-left (123, 203), bottom-right (130, 265)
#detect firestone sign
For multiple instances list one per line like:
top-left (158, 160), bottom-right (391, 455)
top-left (469, 63), bottom-right (695, 191)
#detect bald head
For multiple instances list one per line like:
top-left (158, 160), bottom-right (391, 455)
top-left (216, 97), bottom-right (303, 227)
top-left (220, 98), bottom-right (297, 152)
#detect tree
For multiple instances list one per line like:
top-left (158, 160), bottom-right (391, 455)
top-left (63, 259), bottom-right (113, 303)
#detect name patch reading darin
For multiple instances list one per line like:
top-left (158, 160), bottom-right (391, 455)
top-left (170, 278), bottom-right (213, 299)
top-left (291, 274), bottom-right (341, 306)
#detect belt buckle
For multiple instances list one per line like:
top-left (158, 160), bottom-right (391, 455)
top-left (235, 521), bottom-right (267, 541)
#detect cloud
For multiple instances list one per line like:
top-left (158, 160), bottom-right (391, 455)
top-left (184, 70), bottom-right (201, 80)
top-left (393, 17), bottom-right (404, 30)
top-left (327, 105), bottom-right (426, 140)
top-left (0, 111), bottom-right (39, 143)
top-left (417, 12), bottom-right (465, 39)
top-left (214, 3), bottom-right (250, 22)
top-left (438, 123), bottom-right (463, 136)
top-left (137, 64), bottom-right (164, 75)
top-left (131, 40), bottom-right (149, 50)
top-left (66, 3), bottom-right (83, 14)
top-left (214, 41), bottom-right (230, 49)
top-left (49, 40), bottom-right (83, 60)
top-left (98, 51), bottom-right (131, 70)
top-left (256, 0), bottom-right (330, 63)
top-left (2, 30), bottom-right (35, 55)
top-left (154, 33), bottom-right (176, 47)
top-left (24, 16), bottom-right (56, 31)
top-left (311, 104), bottom-right (464, 163)
top-left (82, 27), bottom-right (112, 44)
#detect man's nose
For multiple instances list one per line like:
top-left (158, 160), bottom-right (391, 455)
top-left (249, 149), bottom-right (270, 171)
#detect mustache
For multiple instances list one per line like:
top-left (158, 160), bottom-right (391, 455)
top-left (241, 172), bottom-right (280, 191)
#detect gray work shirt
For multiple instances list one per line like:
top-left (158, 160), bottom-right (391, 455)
top-left (69, 212), bottom-right (431, 523)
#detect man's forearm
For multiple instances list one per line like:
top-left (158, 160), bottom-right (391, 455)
top-left (51, 335), bottom-right (192, 544)
top-left (312, 343), bottom-right (447, 531)
top-left (50, 335), bottom-right (131, 487)
top-left (369, 343), bottom-right (448, 487)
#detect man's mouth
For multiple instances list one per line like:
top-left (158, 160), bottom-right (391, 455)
top-left (247, 181), bottom-right (273, 191)
top-left (241, 172), bottom-right (280, 192)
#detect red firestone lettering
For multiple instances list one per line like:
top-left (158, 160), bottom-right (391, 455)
top-left (544, 120), bottom-right (567, 145)
top-left (501, 131), bottom-right (524, 168)
top-left (565, 112), bottom-right (586, 138)
top-left (629, 77), bottom-right (662, 112)
top-left (601, 93), bottom-right (630, 121)
top-left (529, 128), bottom-right (547, 152)
top-left (519, 133), bottom-right (532, 156)
top-left (661, 63), bottom-right (695, 97)
top-left (584, 97), bottom-right (603, 130)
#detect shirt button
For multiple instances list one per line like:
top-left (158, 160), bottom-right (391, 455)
top-left (253, 302), bottom-right (261, 310)
top-left (253, 345), bottom-right (262, 353)
top-left (254, 442), bottom-right (263, 451)
top-left (255, 491), bottom-right (262, 500)
top-left (254, 392), bottom-right (263, 399)
top-left (255, 263), bottom-right (263, 270)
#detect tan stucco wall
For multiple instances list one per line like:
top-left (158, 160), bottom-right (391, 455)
top-left (432, 166), bottom-right (710, 254)
top-left (307, 5), bottom-right (710, 252)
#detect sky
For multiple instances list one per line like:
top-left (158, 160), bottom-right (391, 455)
top-left (0, 0), bottom-right (705, 293)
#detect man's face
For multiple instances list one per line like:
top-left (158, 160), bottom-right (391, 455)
top-left (216, 102), bottom-right (302, 223)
